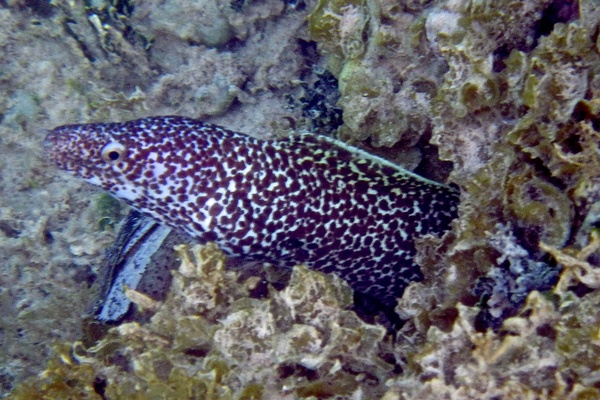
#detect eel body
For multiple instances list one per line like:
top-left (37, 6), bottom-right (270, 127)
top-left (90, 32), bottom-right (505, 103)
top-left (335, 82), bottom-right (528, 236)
top-left (44, 116), bottom-right (459, 306)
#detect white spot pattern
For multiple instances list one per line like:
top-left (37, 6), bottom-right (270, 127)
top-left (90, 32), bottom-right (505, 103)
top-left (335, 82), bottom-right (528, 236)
top-left (44, 116), bottom-right (460, 306)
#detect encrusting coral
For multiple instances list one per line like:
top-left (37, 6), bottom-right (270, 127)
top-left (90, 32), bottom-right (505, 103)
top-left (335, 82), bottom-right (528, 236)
top-left (14, 235), bottom-right (600, 399)
top-left (383, 232), bottom-right (600, 400)
top-left (302, 0), bottom-right (600, 396)
top-left (12, 243), bottom-right (394, 399)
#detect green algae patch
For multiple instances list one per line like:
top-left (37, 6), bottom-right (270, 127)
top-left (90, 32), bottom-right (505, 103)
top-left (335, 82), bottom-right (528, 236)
top-left (94, 193), bottom-right (123, 231)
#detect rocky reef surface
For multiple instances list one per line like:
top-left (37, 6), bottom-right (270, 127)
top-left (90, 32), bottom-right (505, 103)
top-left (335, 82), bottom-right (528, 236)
top-left (1, 0), bottom-right (599, 398)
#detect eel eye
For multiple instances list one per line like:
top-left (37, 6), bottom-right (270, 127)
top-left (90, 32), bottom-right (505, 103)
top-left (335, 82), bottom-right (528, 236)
top-left (101, 142), bottom-right (127, 163)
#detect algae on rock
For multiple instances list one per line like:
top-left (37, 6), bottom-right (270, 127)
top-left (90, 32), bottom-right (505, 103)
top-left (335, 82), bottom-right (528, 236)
top-left (12, 244), bottom-right (394, 399)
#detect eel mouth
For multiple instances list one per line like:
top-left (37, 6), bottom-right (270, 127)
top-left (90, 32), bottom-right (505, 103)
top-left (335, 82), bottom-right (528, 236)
top-left (42, 127), bottom-right (75, 169)
top-left (43, 129), bottom-right (57, 148)
top-left (42, 129), bottom-right (60, 162)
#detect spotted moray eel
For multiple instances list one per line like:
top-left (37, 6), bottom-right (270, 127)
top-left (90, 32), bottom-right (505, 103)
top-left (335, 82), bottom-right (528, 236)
top-left (44, 116), bottom-right (459, 306)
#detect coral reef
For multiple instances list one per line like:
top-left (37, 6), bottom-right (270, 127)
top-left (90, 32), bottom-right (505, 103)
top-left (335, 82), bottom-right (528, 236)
top-left (2, 0), bottom-right (600, 397)
top-left (0, 0), bottom-right (313, 393)
top-left (415, 0), bottom-right (600, 331)
top-left (12, 244), bottom-right (393, 399)
top-left (386, 234), bottom-right (600, 399)
top-left (307, 0), bottom-right (451, 149)
top-left (13, 237), bottom-right (600, 399)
